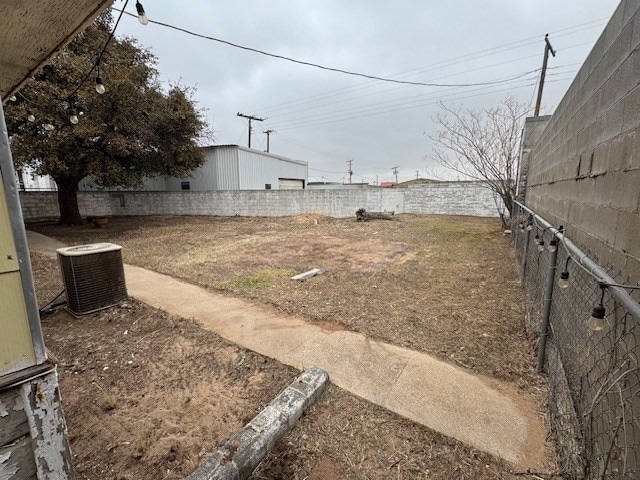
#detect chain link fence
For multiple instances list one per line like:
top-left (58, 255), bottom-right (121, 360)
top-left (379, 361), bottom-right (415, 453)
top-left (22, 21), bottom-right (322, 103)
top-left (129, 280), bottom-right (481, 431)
top-left (512, 202), bottom-right (640, 479)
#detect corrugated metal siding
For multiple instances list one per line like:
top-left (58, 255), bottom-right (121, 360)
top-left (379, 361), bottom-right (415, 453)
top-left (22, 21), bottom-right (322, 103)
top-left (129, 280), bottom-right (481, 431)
top-left (237, 148), bottom-right (307, 189)
top-left (211, 146), bottom-right (239, 189)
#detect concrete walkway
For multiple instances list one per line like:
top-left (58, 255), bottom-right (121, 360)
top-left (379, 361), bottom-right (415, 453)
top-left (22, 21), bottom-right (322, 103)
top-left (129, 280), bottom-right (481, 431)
top-left (27, 231), bottom-right (548, 469)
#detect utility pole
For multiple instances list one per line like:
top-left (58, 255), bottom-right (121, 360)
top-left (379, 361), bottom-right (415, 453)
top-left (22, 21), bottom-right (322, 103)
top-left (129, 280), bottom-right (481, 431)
top-left (415, 170), bottom-right (420, 179)
top-left (392, 166), bottom-right (399, 185)
top-left (534, 34), bottom-right (556, 116)
top-left (237, 113), bottom-right (265, 148)
top-left (263, 129), bottom-right (274, 152)
top-left (347, 159), bottom-right (353, 184)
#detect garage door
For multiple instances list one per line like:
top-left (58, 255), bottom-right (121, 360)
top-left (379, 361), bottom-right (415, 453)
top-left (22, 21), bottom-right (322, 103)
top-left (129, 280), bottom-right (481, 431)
top-left (278, 178), bottom-right (304, 190)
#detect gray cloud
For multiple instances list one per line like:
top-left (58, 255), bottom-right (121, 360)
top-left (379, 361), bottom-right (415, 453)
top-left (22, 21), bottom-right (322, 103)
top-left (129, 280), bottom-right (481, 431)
top-left (116, 0), bottom-right (619, 183)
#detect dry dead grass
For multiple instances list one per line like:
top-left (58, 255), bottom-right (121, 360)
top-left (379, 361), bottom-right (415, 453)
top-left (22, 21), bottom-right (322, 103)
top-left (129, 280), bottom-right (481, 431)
top-left (30, 251), bottom-right (545, 479)
top-left (31, 214), bottom-right (541, 394)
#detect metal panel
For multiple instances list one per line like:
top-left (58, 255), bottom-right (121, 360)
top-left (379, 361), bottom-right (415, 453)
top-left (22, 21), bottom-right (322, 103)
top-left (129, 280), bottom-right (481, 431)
top-left (0, 172), bottom-right (19, 274)
top-left (0, 99), bottom-right (45, 370)
top-left (236, 147), bottom-right (307, 190)
top-left (211, 146), bottom-right (239, 190)
top-left (0, 271), bottom-right (36, 374)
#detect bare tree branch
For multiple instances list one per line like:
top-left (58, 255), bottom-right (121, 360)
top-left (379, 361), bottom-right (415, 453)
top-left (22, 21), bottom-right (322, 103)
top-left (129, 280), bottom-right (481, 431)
top-left (427, 96), bottom-right (528, 227)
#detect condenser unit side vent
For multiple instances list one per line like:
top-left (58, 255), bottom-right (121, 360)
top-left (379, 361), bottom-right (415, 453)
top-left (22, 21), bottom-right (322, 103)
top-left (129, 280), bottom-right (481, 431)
top-left (57, 243), bottom-right (128, 316)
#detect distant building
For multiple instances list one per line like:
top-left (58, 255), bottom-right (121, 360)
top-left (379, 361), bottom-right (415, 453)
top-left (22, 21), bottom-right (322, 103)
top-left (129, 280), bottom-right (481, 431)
top-left (379, 181), bottom-right (397, 188)
top-left (307, 181), bottom-right (371, 190)
top-left (16, 166), bottom-right (57, 191)
top-left (79, 145), bottom-right (308, 191)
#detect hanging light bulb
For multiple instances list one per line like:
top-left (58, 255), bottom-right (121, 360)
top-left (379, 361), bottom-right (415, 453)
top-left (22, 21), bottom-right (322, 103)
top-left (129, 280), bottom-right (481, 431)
top-left (587, 304), bottom-right (607, 331)
top-left (95, 76), bottom-right (106, 94)
top-left (526, 222), bottom-right (533, 231)
top-left (547, 238), bottom-right (558, 253)
top-left (537, 238), bottom-right (545, 252)
top-left (69, 111), bottom-right (79, 125)
top-left (27, 114), bottom-right (35, 122)
top-left (519, 222), bottom-right (525, 232)
top-left (558, 270), bottom-right (570, 289)
top-left (43, 123), bottom-right (55, 131)
top-left (588, 284), bottom-right (608, 331)
top-left (136, 1), bottom-right (149, 25)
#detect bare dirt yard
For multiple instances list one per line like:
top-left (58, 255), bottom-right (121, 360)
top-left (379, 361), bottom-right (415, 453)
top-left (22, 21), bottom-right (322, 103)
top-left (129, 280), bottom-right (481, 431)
top-left (30, 214), bottom-right (555, 479)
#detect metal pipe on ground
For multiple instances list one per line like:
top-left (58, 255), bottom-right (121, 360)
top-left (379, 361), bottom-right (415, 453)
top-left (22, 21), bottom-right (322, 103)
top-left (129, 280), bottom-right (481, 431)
top-left (186, 366), bottom-right (329, 480)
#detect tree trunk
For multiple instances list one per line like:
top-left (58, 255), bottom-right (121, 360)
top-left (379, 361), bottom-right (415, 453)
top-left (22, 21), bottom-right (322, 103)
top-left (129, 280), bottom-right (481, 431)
top-left (55, 176), bottom-right (83, 225)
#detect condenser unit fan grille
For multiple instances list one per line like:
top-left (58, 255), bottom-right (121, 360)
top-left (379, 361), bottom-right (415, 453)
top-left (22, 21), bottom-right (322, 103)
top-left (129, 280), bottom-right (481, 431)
top-left (57, 243), bottom-right (128, 316)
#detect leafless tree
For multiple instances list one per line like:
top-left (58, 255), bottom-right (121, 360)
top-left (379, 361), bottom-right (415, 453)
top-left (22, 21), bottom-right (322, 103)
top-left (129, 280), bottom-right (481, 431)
top-left (428, 96), bottom-right (528, 227)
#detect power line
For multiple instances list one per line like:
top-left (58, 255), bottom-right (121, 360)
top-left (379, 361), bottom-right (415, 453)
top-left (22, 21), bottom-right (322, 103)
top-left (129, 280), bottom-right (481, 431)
top-left (117, 9), bottom-right (579, 89)
top-left (249, 18), bottom-right (607, 114)
top-left (273, 76), bottom-right (575, 132)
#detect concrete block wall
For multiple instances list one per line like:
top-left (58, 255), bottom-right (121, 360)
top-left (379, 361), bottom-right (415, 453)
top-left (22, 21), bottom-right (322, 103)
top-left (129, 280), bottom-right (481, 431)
top-left (404, 182), bottom-right (498, 216)
top-left (19, 181), bottom-right (499, 221)
top-left (525, 0), bottom-right (640, 282)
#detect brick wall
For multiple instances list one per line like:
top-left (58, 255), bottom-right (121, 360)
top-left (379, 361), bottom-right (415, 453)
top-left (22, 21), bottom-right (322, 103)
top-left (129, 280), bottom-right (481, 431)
top-left (525, 0), bottom-right (640, 281)
top-left (20, 181), bottom-right (498, 221)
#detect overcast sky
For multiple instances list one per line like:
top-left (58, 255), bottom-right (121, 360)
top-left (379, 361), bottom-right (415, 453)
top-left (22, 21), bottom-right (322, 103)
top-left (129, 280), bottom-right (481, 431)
top-left (114, 0), bottom-right (620, 184)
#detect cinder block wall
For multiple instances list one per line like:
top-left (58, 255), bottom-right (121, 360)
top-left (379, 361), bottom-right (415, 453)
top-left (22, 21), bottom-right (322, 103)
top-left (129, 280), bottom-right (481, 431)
top-left (526, 0), bottom-right (640, 281)
top-left (19, 182), bottom-right (498, 220)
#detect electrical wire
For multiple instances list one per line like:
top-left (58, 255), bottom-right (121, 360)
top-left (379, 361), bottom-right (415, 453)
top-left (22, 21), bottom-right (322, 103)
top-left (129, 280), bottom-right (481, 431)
top-left (250, 18), bottom-right (607, 114)
top-left (38, 289), bottom-right (66, 316)
top-left (270, 76), bottom-right (576, 132)
top-left (67, 0), bottom-right (131, 100)
top-left (116, 9), bottom-right (575, 89)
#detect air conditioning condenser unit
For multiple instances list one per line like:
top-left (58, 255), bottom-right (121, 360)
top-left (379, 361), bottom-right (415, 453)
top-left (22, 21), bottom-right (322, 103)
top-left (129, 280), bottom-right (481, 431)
top-left (57, 243), bottom-right (128, 316)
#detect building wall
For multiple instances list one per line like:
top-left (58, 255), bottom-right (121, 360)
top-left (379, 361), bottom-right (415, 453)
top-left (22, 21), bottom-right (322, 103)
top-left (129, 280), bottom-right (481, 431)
top-left (78, 145), bottom-right (307, 192)
top-left (524, 0), bottom-right (640, 281)
top-left (236, 147), bottom-right (307, 190)
top-left (20, 181), bottom-right (498, 220)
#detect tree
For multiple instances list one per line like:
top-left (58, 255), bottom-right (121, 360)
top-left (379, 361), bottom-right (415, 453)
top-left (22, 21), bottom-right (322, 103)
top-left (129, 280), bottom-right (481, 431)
top-left (6, 15), bottom-right (208, 225)
top-left (427, 97), bottom-right (527, 227)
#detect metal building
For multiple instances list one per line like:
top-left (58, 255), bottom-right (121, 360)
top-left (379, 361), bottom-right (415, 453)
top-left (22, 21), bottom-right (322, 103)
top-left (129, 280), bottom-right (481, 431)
top-left (79, 144), bottom-right (308, 191)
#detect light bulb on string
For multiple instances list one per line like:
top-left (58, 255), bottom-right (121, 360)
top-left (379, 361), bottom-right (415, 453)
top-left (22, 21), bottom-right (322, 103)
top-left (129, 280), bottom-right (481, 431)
top-left (95, 76), bottom-right (106, 94)
top-left (69, 111), bottom-right (79, 125)
top-left (587, 284), bottom-right (608, 331)
top-left (537, 237), bottom-right (545, 252)
top-left (27, 114), bottom-right (35, 122)
top-left (558, 257), bottom-right (571, 289)
top-left (547, 238), bottom-right (558, 253)
top-left (558, 271), bottom-right (570, 289)
top-left (588, 305), bottom-right (607, 331)
top-left (136, 1), bottom-right (149, 25)
top-left (43, 123), bottom-right (55, 131)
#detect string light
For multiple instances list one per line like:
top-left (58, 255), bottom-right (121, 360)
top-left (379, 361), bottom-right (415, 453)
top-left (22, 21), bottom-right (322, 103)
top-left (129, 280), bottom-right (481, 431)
top-left (27, 114), bottom-right (35, 122)
top-left (537, 236), bottom-right (545, 252)
top-left (558, 257), bottom-right (571, 289)
top-left (95, 75), bottom-right (106, 94)
top-left (136, 1), bottom-right (149, 25)
top-left (587, 283), bottom-right (607, 331)
top-left (547, 238), bottom-right (558, 252)
top-left (43, 123), bottom-right (55, 131)
top-left (69, 110), bottom-right (79, 124)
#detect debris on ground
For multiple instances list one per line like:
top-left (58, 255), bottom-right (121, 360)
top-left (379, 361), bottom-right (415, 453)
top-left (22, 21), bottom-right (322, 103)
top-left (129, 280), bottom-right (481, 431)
top-left (355, 208), bottom-right (395, 221)
top-left (291, 268), bottom-right (324, 281)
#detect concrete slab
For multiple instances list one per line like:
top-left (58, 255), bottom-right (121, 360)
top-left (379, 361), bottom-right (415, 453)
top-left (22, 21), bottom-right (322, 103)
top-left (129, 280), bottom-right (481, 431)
top-left (27, 230), bottom-right (549, 469)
